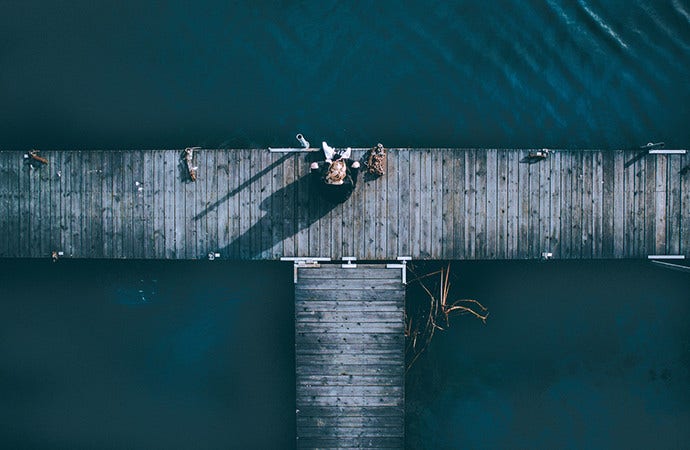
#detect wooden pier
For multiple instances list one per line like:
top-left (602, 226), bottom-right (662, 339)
top-left (295, 263), bottom-right (405, 449)
top-left (0, 148), bottom-right (687, 260)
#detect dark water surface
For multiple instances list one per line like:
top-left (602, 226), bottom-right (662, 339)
top-left (0, 260), bottom-right (295, 449)
top-left (1, 1), bottom-right (690, 449)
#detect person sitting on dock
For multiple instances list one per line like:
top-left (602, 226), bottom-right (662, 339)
top-left (310, 142), bottom-right (360, 204)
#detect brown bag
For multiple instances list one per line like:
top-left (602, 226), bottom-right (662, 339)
top-left (367, 143), bottom-right (386, 176)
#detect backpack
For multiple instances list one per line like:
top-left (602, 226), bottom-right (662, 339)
top-left (367, 143), bottom-right (387, 176)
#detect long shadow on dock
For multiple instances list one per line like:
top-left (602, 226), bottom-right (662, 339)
top-left (193, 154), bottom-right (293, 222)
top-left (222, 175), bottom-right (338, 259)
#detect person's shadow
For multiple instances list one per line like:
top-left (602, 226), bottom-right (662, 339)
top-left (221, 173), bottom-right (338, 259)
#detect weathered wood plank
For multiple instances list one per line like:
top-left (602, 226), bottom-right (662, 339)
top-left (387, 148), bottom-right (400, 259)
top-left (0, 153), bottom-right (10, 256)
top-left (592, 151), bottom-right (603, 258)
top-left (476, 149), bottom-right (489, 259)
top-left (549, 151), bottom-right (562, 257)
top-left (440, 149), bottom-right (454, 258)
top-left (90, 151), bottom-right (105, 258)
top-left (131, 151), bottom-right (145, 258)
top-left (517, 151), bottom-right (529, 258)
top-left (633, 155), bottom-right (645, 257)
top-left (496, 149), bottom-right (508, 259)
top-left (151, 151), bottom-right (165, 258)
top-left (281, 153), bottom-right (296, 257)
top-left (452, 149), bottom-right (466, 259)
top-left (644, 155), bottom-right (656, 256)
top-left (506, 150), bottom-right (518, 259)
top-left (612, 150), bottom-right (625, 257)
top-left (571, 151), bottom-right (583, 259)
top-left (655, 155), bottom-right (667, 254)
top-left (539, 153), bottom-right (550, 257)
top-left (666, 155), bottom-right (681, 254)
top-left (167, 151), bottom-right (181, 259)
top-left (601, 151), bottom-right (614, 258)
top-left (477, 150), bottom-right (497, 259)
top-left (681, 152), bottom-right (690, 256)
top-left (397, 150), bottom-right (411, 257)
top-left (465, 150), bottom-right (477, 258)
top-left (582, 152), bottom-right (593, 258)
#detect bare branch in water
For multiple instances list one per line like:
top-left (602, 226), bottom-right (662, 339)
top-left (405, 262), bottom-right (488, 372)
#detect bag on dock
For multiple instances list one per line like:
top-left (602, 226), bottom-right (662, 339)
top-left (367, 143), bottom-right (387, 176)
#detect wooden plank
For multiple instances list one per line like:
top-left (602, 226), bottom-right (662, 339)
top-left (119, 151), bottom-right (132, 258)
top-left (17, 153), bottom-right (31, 256)
top-left (268, 151), bottom-right (283, 259)
top-left (666, 155), bottom-right (681, 254)
top-left (644, 155), bottom-right (656, 256)
top-left (296, 405), bottom-right (404, 418)
top-left (476, 149), bottom-right (489, 259)
top-left (452, 149), bottom-right (466, 259)
top-left (409, 150), bottom-right (422, 258)
top-left (226, 149), bottom-right (240, 259)
top-left (429, 149), bottom-right (443, 258)
top-left (505, 150), bottom-right (518, 259)
top-left (151, 151), bottom-right (165, 258)
top-left (63, 151), bottom-right (77, 256)
top-left (632, 155), bottom-right (643, 257)
top-left (397, 149), bottom-right (411, 257)
top-left (165, 150), bottom-right (181, 259)
top-left (196, 150), bottom-right (209, 258)
top-left (655, 155), bottom-right (667, 254)
top-left (517, 151), bottom-right (529, 258)
top-left (592, 151), bottom-right (603, 258)
top-left (131, 150), bottom-right (145, 258)
top-left (549, 151), bottom-right (561, 257)
top-left (281, 153), bottom-right (296, 257)
top-left (0, 153), bottom-right (10, 256)
top-left (35, 152), bottom-right (51, 257)
top-left (296, 436), bottom-right (404, 448)
top-left (101, 152), bottom-right (114, 258)
top-left (465, 150), bottom-right (477, 258)
top-left (612, 150), bottom-right (625, 257)
top-left (296, 279), bottom-right (403, 290)
top-left (601, 151), bottom-right (614, 257)
top-left (214, 150), bottom-right (229, 257)
top-left (582, 152), bottom-right (593, 258)
top-left (299, 267), bottom-right (403, 279)
top-left (79, 151), bottom-right (92, 259)
top-left (90, 151), bottom-right (105, 258)
top-left (141, 151), bottom-right (152, 258)
top-left (6, 152), bottom-right (20, 256)
top-left (387, 148), bottom-right (400, 259)
top-left (527, 156), bottom-right (540, 259)
top-left (539, 154), bottom-right (550, 257)
top-left (294, 152), bottom-right (309, 258)
top-left (440, 149), bottom-right (455, 258)
top-left (682, 152), bottom-right (690, 256)
top-left (571, 151), bottom-right (583, 259)
top-left (495, 149), bottom-right (507, 259)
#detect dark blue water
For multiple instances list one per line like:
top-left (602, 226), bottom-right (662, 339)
top-left (1, 1), bottom-right (689, 449)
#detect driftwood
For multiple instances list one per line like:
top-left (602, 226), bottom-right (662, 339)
top-left (405, 262), bottom-right (488, 371)
top-left (183, 147), bottom-right (200, 182)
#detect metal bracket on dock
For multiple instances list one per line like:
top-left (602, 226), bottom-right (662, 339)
top-left (341, 257), bottom-right (357, 268)
top-left (281, 257), bottom-right (332, 283)
top-left (386, 256), bottom-right (411, 284)
top-left (648, 149), bottom-right (687, 155)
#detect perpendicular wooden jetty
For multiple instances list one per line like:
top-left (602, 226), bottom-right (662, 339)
top-left (0, 148), bottom-right (687, 260)
top-left (295, 264), bottom-right (405, 449)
